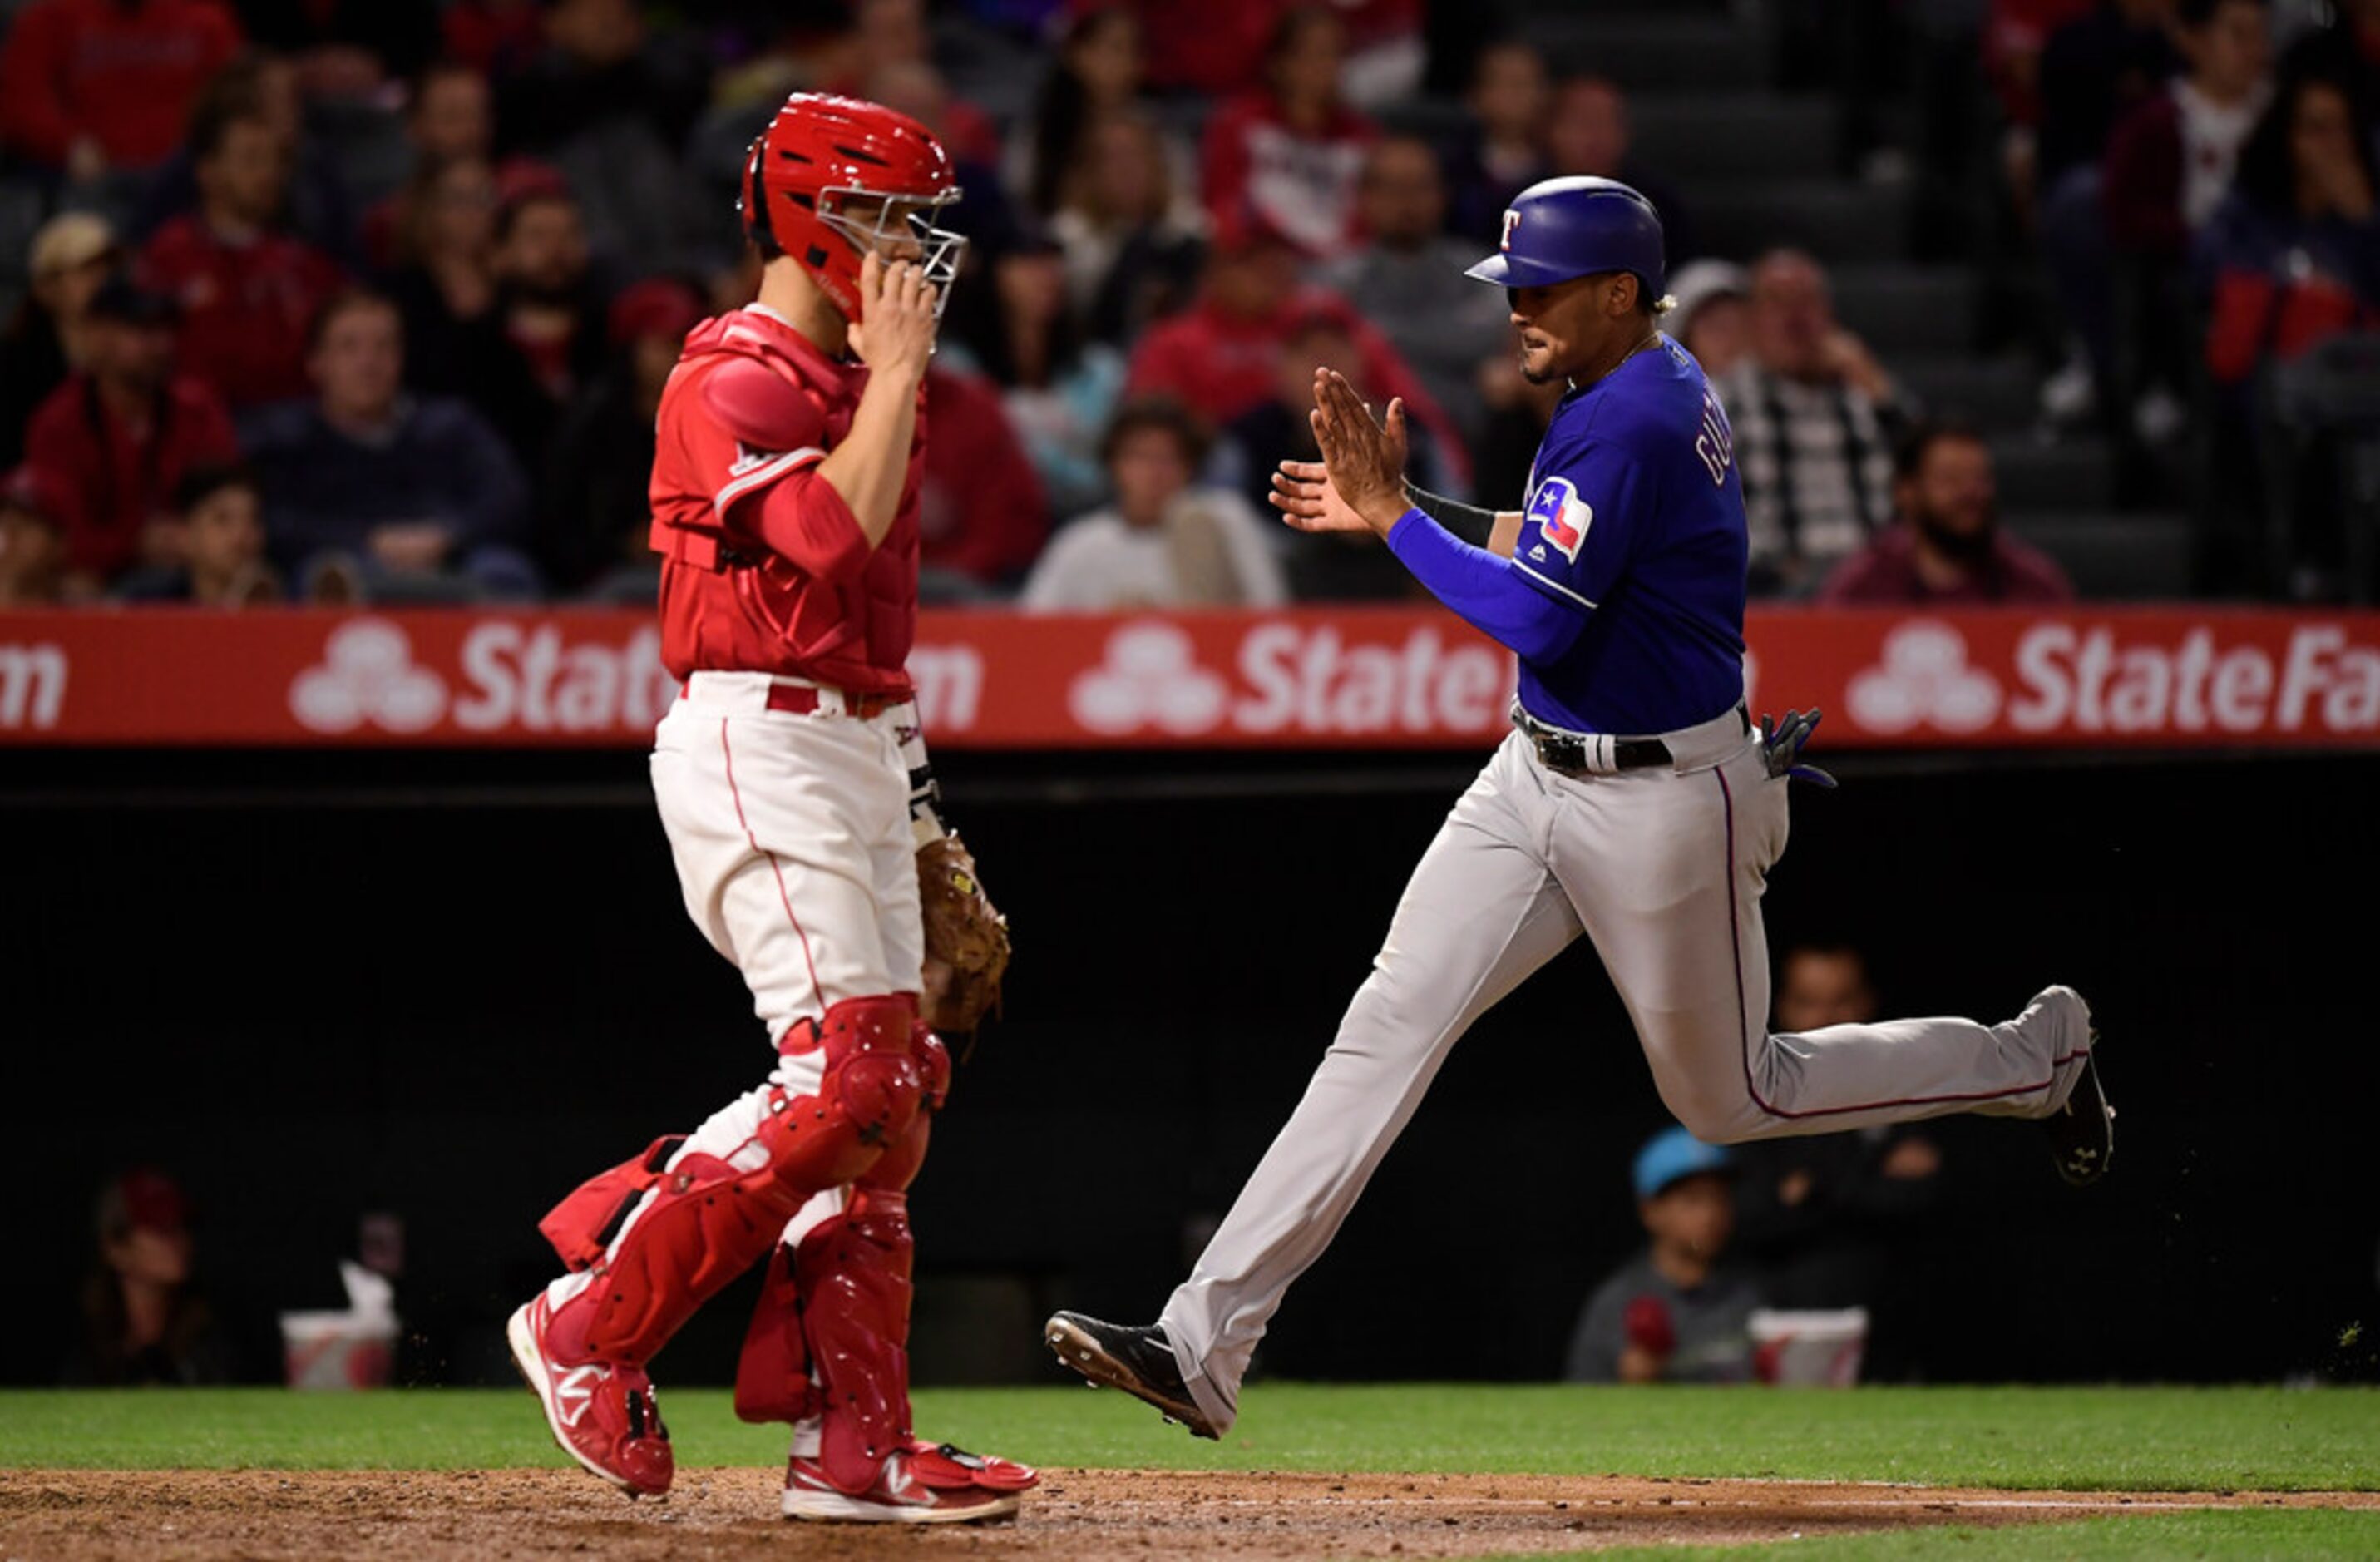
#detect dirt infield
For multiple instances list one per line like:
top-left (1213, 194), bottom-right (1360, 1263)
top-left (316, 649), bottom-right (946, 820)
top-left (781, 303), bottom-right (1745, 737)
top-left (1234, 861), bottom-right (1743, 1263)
top-left (5, 1469), bottom-right (2374, 1560)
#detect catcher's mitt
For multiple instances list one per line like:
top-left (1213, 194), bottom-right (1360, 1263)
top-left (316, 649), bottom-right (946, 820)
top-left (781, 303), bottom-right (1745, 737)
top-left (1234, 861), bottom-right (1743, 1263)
top-left (918, 832), bottom-right (1010, 1034)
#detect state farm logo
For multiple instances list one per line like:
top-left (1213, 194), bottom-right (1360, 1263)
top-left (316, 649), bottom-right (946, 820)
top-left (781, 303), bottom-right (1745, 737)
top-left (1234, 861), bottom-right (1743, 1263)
top-left (1846, 620), bottom-right (2000, 734)
top-left (1067, 619), bottom-right (1513, 739)
top-left (1069, 621), bottom-right (1230, 735)
top-left (291, 619), bottom-right (447, 734)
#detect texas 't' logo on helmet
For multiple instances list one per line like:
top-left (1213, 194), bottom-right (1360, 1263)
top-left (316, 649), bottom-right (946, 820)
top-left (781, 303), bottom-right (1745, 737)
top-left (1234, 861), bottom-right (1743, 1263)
top-left (1501, 208), bottom-right (1522, 251)
top-left (1527, 476), bottom-right (1592, 562)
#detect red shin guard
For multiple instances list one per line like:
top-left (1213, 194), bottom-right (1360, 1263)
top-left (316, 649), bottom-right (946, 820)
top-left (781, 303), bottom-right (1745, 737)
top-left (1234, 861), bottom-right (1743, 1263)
top-left (537, 995), bottom-right (922, 1368)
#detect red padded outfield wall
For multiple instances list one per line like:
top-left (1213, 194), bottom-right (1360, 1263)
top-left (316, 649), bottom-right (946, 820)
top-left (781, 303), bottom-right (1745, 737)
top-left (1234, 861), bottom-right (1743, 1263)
top-left (1, 606), bottom-right (2378, 749)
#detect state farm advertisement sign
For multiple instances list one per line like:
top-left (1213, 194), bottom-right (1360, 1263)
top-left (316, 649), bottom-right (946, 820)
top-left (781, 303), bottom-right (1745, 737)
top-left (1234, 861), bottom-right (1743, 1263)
top-left (1, 606), bottom-right (2377, 751)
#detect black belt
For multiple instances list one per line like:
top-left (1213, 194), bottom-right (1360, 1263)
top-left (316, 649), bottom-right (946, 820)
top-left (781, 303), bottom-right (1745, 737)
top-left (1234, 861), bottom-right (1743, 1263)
top-left (1516, 704), bottom-right (1750, 778)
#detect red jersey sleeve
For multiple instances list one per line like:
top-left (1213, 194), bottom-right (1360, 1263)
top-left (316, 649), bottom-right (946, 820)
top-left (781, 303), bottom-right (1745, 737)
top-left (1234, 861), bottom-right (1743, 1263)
top-left (0, 3), bottom-right (77, 165)
top-left (684, 354), bottom-right (871, 583)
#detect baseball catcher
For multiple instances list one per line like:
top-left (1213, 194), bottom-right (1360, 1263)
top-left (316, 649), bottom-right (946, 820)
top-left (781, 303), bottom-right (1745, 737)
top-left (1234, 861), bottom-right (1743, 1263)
top-left (507, 92), bottom-right (1035, 1525)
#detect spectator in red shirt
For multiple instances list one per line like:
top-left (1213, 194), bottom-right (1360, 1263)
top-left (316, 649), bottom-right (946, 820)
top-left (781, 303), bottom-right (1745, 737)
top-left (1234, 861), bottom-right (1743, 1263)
top-left (1820, 423), bottom-right (2075, 605)
top-left (442, 0), bottom-right (544, 77)
top-left (360, 61), bottom-right (496, 271)
top-left (1074, 0), bottom-right (1281, 98)
top-left (918, 362), bottom-right (1051, 597)
top-left (0, 465), bottom-right (74, 607)
top-left (139, 96), bottom-right (344, 410)
top-left (0, 0), bottom-right (242, 180)
top-left (1202, 7), bottom-right (1379, 262)
top-left (1126, 220), bottom-right (1469, 485)
top-left (22, 276), bottom-right (239, 591)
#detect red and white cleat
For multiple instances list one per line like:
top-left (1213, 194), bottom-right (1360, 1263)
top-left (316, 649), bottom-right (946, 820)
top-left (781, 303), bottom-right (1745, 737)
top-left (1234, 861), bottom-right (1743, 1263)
top-left (781, 1438), bottom-right (1038, 1524)
top-left (507, 1295), bottom-right (674, 1498)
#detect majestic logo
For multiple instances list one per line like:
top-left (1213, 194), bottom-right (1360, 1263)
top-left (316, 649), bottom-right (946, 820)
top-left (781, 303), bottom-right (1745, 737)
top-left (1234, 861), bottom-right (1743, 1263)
top-left (1526, 477), bottom-right (1592, 563)
top-left (289, 619), bottom-right (448, 734)
top-left (1069, 621), bottom-right (1230, 735)
top-left (1501, 208), bottom-right (1521, 251)
top-left (1846, 621), bottom-right (2000, 734)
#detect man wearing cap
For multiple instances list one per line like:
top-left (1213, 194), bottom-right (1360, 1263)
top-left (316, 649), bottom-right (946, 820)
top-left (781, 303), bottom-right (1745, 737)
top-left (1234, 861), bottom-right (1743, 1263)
top-left (1, 214), bottom-right (119, 470)
top-left (1044, 175), bottom-right (2109, 1442)
top-left (1563, 1127), bottom-right (1765, 1384)
top-left (0, 465), bottom-right (72, 605)
top-left (67, 1167), bottom-right (234, 1387)
top-left (22, 274), bottom-right (238, 591)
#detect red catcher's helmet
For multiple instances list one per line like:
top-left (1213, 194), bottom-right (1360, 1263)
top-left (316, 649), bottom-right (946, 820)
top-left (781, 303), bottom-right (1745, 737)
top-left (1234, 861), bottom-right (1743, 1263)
top-left (741, 92), bottom-right (966, 324)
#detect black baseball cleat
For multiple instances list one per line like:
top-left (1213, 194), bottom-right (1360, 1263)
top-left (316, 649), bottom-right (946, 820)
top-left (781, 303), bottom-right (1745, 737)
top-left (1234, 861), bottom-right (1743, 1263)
top-left (1044, 1312), bottom-right (1220, 1440)
top-left (2047, 1038), bottom-right (2115, 1186)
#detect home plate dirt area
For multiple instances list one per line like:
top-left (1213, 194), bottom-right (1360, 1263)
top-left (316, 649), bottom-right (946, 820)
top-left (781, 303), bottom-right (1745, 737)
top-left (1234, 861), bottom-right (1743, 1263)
top-left (7, 1469), bottom-right (2376, 1560)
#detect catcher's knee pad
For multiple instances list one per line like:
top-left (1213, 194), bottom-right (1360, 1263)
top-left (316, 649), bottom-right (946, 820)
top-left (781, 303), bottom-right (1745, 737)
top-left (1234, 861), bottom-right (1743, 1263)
top-left (794, 1181), bottom-right (918, 1495)
top-left (539, 995), bottom-right (924, 1367)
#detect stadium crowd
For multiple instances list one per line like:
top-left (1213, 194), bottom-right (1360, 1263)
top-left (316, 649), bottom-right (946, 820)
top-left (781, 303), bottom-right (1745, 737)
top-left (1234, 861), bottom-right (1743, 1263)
top-left (0, 0), bottom-right (2375, 611)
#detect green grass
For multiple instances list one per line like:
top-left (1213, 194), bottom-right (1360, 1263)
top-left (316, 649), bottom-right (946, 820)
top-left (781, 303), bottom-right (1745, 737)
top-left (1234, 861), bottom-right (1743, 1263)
top-left (6, 1385), bottom-right (2378, 1494)
top-left (1537, 1510), bottom-right (2380, 1560)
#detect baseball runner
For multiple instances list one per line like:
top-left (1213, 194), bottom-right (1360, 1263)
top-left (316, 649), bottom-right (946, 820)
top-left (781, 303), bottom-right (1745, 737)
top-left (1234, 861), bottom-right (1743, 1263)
top-left (507, 93), bottom-right (1035, 1524)
top-left (1045, 177), bottom-right (2116, 1440)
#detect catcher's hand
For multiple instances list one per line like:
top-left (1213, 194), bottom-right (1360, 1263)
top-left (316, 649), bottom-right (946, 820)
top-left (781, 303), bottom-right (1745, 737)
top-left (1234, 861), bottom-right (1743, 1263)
top-left (918, 832), bottom-right (1010, 1035)
top-left (1758, 708), bottom-right (1838, 788)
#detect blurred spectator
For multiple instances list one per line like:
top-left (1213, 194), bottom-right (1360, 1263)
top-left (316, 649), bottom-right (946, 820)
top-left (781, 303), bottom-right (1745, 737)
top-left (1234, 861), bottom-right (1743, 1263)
top-left (1127, 224), bottom-right (1465, 482)
top-left (241, 290), bottom-right (536, 601)
top-left (1443, 38), bottom-right (1552, 244)
top-left (1332, 0), bottom-right (1427, 111)
top-left (918, 363), bottom-right (1050, 596)
top-left (1820, 422), bottom-right (2075, 603)
top-left (827, 0), bottom-right (1001, 166)
top-left (1087, 0), bottom-right (1278, 97)
top-left (65, 1168), bottom-right (233, 1387)
top-left (536, 279), bottom-right (704, 597)
top-left (22, 275), bottom-right (238, 592)
top-left (131, 52), bottom-right (361, 268)
top-left (1987, 0), bottom-right (2101, 138)
top-left (0, 0), bottom-right (243, 184)
top-left (1542, 77), bottom-right (1700, 268)
top-left (119, 460), bottom-right (279, 604)
top-left (1563, 1127), bottom-right (1765, 1384)
top-left (2279, 0), bottom-right (2380, 159)
top-left (0, 214), bottom-right (119, 470)
top-left (1318, 136), bottom-right (1513, 445)
top-left (1220, 313), bottom-right (1425, 600)
top-left (1219, 309), bottom-right (1449, 532)
top-left (481, 179), bottom-right (607, 467)
top-left (1721, 250), bottom-right (1912, 596)
top-left (2200, 70), bottom-right (2380, 388)
top-left (1730, 947), bottom-right (1943, 1382)
top-left (227, 0), bottom-right (438, 100)
top-left (2038, 0), bottom-right (2185, 187)
top-left (1201, 7), bottom-right (1379, 262)
top-left (496, 0), bottom-right (707, 278)
top-left (949, 233), bottom-right (1129, 520)
top-left (0, 464), bottom-right (72, 606)
top-left (2198, 69), bottom-right (2380, 593)
top-left (1015, 8), bottom-right (1150, 217)
top-left (1666, 260), bottom-right (1753, 384)
top-left (359, 62), bottom-right (496, 271)
top-left (1049, 110), bottom-right (1207, 346)
top-left (138, 92), bottom-right (344, 410)
top-left (866, 58), bottom-right (1023, 258)
top-left (442, 0), bottom-right (544, 77)
top-left (1022, 397), bottom-right (1286, 609)
top-left (2097, 0), bottom-right (2274, 442)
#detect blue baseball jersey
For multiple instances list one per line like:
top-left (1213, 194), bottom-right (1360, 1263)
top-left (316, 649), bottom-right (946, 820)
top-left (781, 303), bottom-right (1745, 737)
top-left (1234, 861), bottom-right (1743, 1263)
top-left (1509, 336), bottom-right (1749, 735)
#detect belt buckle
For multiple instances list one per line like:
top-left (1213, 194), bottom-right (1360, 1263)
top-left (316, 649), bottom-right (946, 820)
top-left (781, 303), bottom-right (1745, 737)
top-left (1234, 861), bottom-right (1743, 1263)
top-left (1537, 733), bottom-right (1587, 774)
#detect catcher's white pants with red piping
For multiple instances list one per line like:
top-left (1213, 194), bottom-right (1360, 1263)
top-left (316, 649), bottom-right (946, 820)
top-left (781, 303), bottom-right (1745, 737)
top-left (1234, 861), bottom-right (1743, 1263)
top-left (1158, 724), bottom-right (2094, 1436)
top-left (547, 671), bottom-right (924, 1309)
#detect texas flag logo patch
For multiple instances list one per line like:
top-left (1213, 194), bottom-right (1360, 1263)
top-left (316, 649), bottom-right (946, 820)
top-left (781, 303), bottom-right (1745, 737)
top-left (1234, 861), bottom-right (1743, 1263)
top-left (1527, 476), bottom-right (1592, 562)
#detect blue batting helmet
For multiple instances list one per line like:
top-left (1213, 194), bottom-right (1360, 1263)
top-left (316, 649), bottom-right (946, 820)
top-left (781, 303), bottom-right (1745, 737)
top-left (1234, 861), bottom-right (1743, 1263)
top-left (1464, 175), bottom-right (1665, 298)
